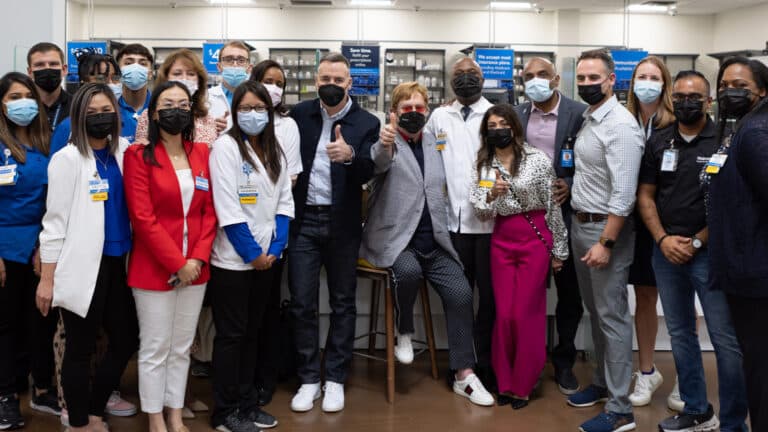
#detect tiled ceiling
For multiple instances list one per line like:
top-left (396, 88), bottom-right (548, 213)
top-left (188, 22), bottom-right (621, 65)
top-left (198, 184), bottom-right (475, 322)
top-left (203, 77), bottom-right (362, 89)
top-left (71, 0), bottom-right (768, 15)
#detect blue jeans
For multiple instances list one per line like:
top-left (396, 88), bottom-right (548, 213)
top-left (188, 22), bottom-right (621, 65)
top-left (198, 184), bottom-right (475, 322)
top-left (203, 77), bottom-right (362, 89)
top-left (652, 246), bottom-right (749, 432)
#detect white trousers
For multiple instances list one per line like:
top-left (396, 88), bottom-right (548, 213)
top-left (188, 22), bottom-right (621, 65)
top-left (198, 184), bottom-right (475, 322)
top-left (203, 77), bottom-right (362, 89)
top-left (132, 284), bottom-right (206, 413)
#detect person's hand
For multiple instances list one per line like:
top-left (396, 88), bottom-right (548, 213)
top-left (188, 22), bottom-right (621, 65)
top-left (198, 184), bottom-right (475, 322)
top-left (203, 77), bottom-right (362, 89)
top-left (581, 243), bottom-right (611, 269)
top-left (551, 258), bottom-right (564, 273)
top-left (177, 259), bottom-right (202, 286)
top-left (488, 170), bottom-right (510, 201)
top-left (36, 279), bottom-right (54, 316)
top-left (267, 255), bottom-right (278, 267)
top-left (552, 178), bottom-right (570, 205)
top-left (215, 111), bottom-right (229, 133)
top-left (327, 125), bottom-right (353, 163)
top-left (250, 253), bottom-right (272, 271)
top-left (32, 248), bottom-right (41, 277)
top-left (0, 257), bottom-right (5, 288)
top-left (660, 235), bottom-right (694, 265)
top-left (380, 113), bottom-right (397, 148)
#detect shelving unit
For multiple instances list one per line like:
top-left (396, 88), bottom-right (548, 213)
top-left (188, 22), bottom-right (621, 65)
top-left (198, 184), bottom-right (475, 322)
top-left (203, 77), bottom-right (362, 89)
top-left (383, 49), bottom-right (445, 110)
top-left (649, 53), bottom-right (699, 77)
top-left (269, 48), bottom-right (329, 107)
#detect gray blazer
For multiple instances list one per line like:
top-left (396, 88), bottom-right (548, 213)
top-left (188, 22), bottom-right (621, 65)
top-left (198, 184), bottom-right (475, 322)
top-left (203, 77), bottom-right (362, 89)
top-left (359, 130), bottom-right (460, 269)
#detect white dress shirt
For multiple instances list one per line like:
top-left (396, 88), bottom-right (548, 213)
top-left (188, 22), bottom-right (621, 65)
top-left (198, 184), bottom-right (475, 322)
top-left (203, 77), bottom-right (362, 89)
top-left (425, 97), bottom-right (494, 234)
top-left (306, 97), bottom-right (353, 205)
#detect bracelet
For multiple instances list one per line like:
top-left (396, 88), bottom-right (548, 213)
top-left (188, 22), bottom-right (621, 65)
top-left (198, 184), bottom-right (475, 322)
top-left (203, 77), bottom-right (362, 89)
top-left (657, 234), bottom-right (670, 246)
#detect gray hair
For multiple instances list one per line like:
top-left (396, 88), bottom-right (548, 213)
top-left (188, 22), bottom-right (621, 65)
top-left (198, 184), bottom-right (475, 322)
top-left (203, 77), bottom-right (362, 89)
top-left (69, 83), bottom-right (121, 157)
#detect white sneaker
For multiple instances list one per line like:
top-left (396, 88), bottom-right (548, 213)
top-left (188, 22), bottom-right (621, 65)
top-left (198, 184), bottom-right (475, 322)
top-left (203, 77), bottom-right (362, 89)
top-left (322, 381), bottom-right (345, 413)
top-left (667, 378), bottom-right (685, 412)
top-left (290, 383), bottom-right (321, 412)
top-left (453, 373), bottom-right (494, 407)
top-left (629, 366), bottom-right (664, 406)
top-left (394, 333), bottom-right (414, 364)
top-left (105, 391), bottom-right (137, 417)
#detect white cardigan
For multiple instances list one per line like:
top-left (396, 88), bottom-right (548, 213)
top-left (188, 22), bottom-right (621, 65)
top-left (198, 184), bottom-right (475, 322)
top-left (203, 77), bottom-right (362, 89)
top-left (207, 84), bottom-right (233, 135)
top-left (39, 138), bottom-right (130, 318)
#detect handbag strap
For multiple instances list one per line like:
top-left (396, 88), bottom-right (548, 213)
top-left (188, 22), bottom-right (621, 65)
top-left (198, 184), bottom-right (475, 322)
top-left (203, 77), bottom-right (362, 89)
top-left (520, 211), bottom-right (554, 258)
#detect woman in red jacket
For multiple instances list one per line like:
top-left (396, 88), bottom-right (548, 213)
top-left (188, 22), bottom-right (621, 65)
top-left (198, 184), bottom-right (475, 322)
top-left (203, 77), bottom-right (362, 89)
top-left (123, 81), bottom-right (216, 432)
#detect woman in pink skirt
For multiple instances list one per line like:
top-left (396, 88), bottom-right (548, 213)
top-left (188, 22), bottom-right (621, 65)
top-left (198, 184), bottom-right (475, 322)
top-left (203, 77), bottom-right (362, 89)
top-left (470, 103), bottom-right (569, 409)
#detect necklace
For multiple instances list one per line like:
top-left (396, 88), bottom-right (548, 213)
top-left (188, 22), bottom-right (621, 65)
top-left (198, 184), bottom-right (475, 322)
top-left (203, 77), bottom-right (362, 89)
top-left (93, 150), bottom-right (110, 171)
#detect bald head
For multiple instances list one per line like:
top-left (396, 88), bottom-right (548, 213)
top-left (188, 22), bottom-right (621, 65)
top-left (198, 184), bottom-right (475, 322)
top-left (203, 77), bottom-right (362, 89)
top-left (452, 57), bottom-right (483, 79)
top-left (523, 57), bottom-right (557, 82)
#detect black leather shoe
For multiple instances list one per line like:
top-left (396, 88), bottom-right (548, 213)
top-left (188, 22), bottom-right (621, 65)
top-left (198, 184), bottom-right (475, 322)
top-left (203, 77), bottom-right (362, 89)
top-left (555, 368), bottom-right (580, 395)
top-left (256, 386), bottom-right (274, 407)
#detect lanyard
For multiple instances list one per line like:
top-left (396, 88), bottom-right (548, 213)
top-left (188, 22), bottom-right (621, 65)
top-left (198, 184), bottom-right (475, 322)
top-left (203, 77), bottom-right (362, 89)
top-left (50, 104), bottom-right (62, 131)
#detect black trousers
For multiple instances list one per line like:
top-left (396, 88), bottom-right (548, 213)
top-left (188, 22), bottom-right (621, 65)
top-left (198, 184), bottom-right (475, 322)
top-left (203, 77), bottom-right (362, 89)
top-left (255, 255), bottom-right (285, 393)
top-left (288, 207), bottom-right (359, 384)
top-left (210, 265), bottom-right (273, 423)
top-left (726, 293), bottom-right (768, 432)
top-left (551, 249), bottom-right (583, 372)
top-left (61, 255), bottom-right (138, 427)
top-left (449, 232), bottom-right (494, 369)
top-left (0, 259), bottom-right (57, 396)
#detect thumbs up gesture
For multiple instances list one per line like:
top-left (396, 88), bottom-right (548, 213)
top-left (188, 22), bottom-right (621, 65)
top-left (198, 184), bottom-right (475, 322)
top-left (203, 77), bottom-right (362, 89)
top-left (489, 169), bottom-right (510, 200)
top-left (327, 124), bottom-right (353, 163)
top-left (215, 111), bottom-right (229, 133)
top-left (380, 112), bottom-right (398, 148)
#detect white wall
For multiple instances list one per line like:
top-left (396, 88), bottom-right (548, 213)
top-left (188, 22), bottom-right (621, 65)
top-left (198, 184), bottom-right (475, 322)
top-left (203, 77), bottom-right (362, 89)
top-left (713, 2), bottom-right (768, 53)
top-left (0, 0), bottom-right (66, 73)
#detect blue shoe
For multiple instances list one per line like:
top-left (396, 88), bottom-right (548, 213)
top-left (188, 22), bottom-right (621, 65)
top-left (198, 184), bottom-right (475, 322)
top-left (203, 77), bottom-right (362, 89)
top-left (579, 411), bottom-right (636, 432)
top-left (567, 385), bottom-right (609, 407)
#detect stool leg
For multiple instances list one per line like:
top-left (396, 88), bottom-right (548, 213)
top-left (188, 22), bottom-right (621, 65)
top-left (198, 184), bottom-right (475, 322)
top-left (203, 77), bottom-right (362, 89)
top-left (368, 280), bottom-right (381, 355)
top-left (420, 281), bottom-right (439, 380)
top-left (385, 279), bottom-right (395, 403)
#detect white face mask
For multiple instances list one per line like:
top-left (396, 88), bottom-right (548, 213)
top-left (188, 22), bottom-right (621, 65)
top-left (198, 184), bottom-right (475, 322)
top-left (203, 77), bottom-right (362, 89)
top-left (108, 83), bottom-right (123, 100)
top-left (175, 79), bottom-right (198, 96)
top-left (263, 83), bottom-right (283, 107)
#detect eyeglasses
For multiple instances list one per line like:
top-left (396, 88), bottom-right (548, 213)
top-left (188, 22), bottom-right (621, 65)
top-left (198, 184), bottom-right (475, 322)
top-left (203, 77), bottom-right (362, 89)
top-left (400, 105), bottom-right (427, 113)
top-left (221, 56), bottom-right (249, 66)
top-left (237, 104), bottom-right (268, 114)
top-left (158, 101), bottom-right (192, 111)
top-left (671, 93), bottom-right (706, 103)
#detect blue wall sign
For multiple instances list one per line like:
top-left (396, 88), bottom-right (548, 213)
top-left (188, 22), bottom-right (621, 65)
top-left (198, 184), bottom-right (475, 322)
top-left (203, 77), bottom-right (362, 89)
top-left (66, 41), bottom-right (109, 81)
top-left (610, 50), bottom-right (648, 90)
top-left (342, 45), bottom-right (380, 96)
top-left (203, 42), bottom-right (225, 74)
top-left (475, 48), bottom-right (515, 81)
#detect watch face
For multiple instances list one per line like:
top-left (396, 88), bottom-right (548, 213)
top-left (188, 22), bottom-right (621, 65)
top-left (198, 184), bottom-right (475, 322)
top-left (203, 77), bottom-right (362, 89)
top-left (693, 238), bottom-right (703, 249)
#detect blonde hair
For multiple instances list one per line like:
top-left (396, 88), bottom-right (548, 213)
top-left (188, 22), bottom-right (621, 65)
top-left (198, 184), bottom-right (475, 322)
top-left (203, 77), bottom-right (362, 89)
top-left (156, 49), bottom-right (209, 118)
top-left (626, 56), bottom-right (675, 130)
top-left (390, 81), bottom-right (429, 111)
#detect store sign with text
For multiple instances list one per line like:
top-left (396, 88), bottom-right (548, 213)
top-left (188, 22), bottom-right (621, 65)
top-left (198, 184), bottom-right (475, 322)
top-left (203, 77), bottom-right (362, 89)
top-left (67, 41), bottom-right (109, 81)
top-left (342, 45), bottom-right (380, 96)
top-left (611, 50), bottom-right (648, 90)
top-left (203, 42), bottom-right (225, 74)
top-left (475, 48), bottom-right (515, 81)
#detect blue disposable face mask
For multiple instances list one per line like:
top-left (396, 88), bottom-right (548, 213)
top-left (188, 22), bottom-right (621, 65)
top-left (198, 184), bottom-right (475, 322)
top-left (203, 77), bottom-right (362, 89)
top-left (121, 63), bottom-right (149, 91)
top-left (222, 67), bottom-right (248, 88)
top-left (238, 110), bottom-right (269, 136)
top-left (5, 98), bottom-right (39, 127)
top-left (633, 80), bottom-right (663, 104)
top-left (524, 77), bottom-right (555, 103)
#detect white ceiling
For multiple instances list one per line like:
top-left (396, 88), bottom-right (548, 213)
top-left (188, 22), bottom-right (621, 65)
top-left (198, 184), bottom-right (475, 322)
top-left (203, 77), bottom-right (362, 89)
top-left (70, 0), bottom-right (768, 14)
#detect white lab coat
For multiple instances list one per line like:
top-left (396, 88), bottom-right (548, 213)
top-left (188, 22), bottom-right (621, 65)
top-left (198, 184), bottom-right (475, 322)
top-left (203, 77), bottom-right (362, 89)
top-left (208, 84), bottom-right (233, 135)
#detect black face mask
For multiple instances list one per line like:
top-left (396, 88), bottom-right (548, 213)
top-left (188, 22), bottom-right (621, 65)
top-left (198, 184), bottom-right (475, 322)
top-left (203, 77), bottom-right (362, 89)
top-left (398, 111), bottom-right (426, 134)
top-left (452, 73), bottom-right (482, 99)
top-left (157, 108), bottom-right (191, 136)
top-left (33, 68), bottom-right (63, 93)
top-left (318, 84), bottom-right (346, 107)
top-left (85, 112), bottom-right (117, 139)
top-left (673, 99), bottom-right (705, 126)
top-left (486, 128), bottom-right (514, 149)
top-left (578, 82), bottom-right (606, 106)
top-left (718, 88), bottom-right (756, 119)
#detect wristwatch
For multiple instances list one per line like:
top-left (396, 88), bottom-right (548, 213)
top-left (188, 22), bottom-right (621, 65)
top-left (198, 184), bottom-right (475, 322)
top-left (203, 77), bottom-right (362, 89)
top-left (692, 236), bottom-right (703, 250)
top-left (599, 237), bottom-right (616, 249)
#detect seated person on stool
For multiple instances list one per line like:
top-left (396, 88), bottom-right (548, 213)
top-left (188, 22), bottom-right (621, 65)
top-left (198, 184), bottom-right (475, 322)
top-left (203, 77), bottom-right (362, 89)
top-left (359, 81), bottom-right (494, 407)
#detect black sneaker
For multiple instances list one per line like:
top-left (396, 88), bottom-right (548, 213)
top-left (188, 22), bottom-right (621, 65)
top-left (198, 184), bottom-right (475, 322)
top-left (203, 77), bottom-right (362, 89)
top-left (659, 404), bottom-right (719, 432)
top-left (244, 406), bottom-right (278, 429)
top-left (0, 394), bottom-right (25, 430)
top-left (214, 411), bottom-right (260, 432)
top-left (30, 387), bottom-right (62, 416)
top-left (555, 367), bottom-right (580, 395)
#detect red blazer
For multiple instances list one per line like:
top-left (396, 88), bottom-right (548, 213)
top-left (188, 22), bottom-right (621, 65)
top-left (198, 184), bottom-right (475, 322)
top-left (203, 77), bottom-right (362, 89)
top-left (123, 140), bottom-right (217, 291)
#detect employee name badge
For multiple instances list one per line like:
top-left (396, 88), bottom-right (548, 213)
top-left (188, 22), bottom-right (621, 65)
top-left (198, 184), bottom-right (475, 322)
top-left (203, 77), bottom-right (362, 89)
top-left (478, 167), bottom-right (495, 188)
top-left (195, 175), bottom-right (209, 192)
top-left (239, 185), bottom-right (258, 205)
top-left (705, 154), bottom-right (728, 174)
top-left (436, 131), bottom-right (447, 151)
top-left (560, 149), bottom-right (574, 168)
top-left (0, 164), bottom-right (18, 186)
top-left (661, 149), bottom-right (679, 172)
top-left (89, 178), bottom-right (109, 201)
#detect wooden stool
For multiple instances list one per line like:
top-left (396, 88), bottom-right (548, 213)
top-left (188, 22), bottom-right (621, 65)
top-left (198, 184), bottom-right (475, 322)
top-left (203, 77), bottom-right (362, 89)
top-left (354, 261), bottom-right (439, 403)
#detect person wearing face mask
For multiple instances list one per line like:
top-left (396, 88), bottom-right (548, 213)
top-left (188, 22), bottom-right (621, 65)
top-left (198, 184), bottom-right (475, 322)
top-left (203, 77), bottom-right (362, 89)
top-left (26, 42), bottom-right (70, 131)
top-left (706, 57), bottom-right (768, 432)
top-left (287, 52), bottom-right (378, 413)
top-left (208, 81), bottom-right (293, 432)
top-left (134, 49), bottom-right (217, 148)
top-left (636, 70), bottom-right (748, 432)
top-left (513, 57), bottom-right (587, 396)
top-left (248, 59), bottom-right (302, 407)
top-left (122, 81), bottom-right (216, 432)
top-left (623, 57), bottom-right (678, 409)
top-left (209, 41), bottom-right (253, 136)
top-left (565, 49), bottom-right (645, 432)
top-left (116, 44), bottom-right (154, 143)
top-left (469, 103), bottom-right (568, 409)
top-left (0, 72), bottom-right (54, 430)
top-left (36, 83), bottom-right (137, 432)
top-left (424, 56), bottom-right (496, 391)
top-left (363, 82), bottom-right (495, 407)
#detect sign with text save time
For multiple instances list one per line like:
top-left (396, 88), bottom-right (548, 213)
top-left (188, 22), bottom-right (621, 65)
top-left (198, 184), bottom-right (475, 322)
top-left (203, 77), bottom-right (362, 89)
top-left (341, 45), bottom-right (380, 96)
top-left (611, 50), bottom-right (648, 91)
top-left (475, 49), bottom-right (515, 80)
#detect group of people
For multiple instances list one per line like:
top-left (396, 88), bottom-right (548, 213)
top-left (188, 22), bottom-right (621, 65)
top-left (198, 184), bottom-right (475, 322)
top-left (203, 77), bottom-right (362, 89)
top-left (0, 38), bottom-right (766, 432)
